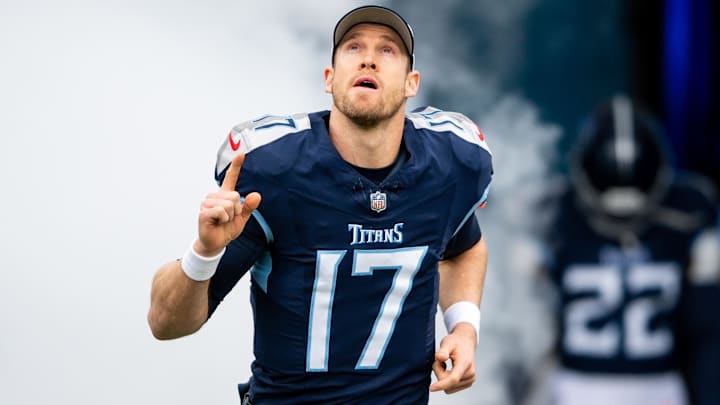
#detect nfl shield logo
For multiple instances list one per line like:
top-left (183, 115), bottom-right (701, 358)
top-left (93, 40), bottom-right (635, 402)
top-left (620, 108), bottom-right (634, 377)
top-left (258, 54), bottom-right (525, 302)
top-left (370, 191), bottom-right (387, 213)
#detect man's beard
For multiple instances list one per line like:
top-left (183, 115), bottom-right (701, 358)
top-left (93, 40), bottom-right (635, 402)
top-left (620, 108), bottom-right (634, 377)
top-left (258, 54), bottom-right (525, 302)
top-left (333, 87), bottom-right (406, 129)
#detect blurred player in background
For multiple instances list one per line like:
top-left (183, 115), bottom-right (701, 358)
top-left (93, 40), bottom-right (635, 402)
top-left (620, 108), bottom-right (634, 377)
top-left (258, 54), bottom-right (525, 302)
top-left (526, 94), bottom-right (720, 405)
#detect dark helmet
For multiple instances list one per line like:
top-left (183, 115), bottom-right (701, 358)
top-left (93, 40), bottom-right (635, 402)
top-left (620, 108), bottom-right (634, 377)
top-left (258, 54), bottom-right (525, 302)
top-left (569, 95), bottom-right (672, 220)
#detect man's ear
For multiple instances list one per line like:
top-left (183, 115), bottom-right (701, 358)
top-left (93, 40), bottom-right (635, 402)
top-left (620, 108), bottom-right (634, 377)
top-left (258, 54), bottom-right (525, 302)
top-left (324, 67), bottom-right (334, 94)
top-left (405, 70), bottom-right (420, 98)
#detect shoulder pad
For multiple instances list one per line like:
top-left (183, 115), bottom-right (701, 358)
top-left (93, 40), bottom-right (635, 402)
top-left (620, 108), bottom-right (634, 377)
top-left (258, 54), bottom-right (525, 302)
top-left (407, 106), bottom-right (491, 154)
top-left (216, 113), bottom-right (312, 176)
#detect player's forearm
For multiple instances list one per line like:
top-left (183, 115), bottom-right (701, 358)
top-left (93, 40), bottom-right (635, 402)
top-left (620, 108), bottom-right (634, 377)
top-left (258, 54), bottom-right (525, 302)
top-left (432, 238), bottom-right (487, 394)
top-left (438, 237), bottom-right (487, 311)
top-left (147, 260), bottom-right (210, 340)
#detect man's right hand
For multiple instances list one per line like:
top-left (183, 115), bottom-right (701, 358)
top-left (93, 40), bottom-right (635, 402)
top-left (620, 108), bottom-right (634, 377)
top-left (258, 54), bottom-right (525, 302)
top-left (195, 153), bottom-right (261, 256)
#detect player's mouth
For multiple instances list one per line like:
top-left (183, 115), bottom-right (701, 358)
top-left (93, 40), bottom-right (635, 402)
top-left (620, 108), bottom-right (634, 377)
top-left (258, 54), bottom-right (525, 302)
top-left (353, 76), bottom-right (379, 90)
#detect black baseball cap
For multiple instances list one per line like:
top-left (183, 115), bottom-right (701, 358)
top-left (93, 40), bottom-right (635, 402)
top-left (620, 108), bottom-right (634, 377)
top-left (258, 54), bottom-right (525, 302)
top-left (332, 5), bottom-right (415, 68)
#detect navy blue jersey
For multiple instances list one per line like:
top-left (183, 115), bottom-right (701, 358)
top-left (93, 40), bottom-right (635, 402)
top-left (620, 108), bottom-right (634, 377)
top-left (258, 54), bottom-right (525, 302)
top-left (546, 173), bottom-right (719, 378)
top-left (209, 107), bottom-right (492, 404)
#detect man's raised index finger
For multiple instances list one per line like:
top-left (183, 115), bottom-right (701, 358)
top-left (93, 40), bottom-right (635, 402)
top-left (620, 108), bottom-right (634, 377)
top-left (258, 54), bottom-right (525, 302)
top-left (221, 153), bottom-right (245, 191)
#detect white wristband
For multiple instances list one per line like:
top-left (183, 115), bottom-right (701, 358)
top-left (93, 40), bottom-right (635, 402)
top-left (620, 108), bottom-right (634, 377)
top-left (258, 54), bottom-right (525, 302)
top-left (443, 301), bottom-right (481, 344)
top-left (181, 242), bottom-right (226, 281)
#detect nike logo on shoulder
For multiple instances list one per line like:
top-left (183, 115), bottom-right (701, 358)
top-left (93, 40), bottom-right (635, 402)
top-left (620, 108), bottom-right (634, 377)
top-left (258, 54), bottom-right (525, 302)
top-left (228, 132), bottom-right (241, 151)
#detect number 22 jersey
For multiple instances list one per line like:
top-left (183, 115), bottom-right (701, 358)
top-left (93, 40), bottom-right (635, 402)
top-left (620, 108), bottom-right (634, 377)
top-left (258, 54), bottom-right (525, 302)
top-left (547, 175), bottom-right (720, 376)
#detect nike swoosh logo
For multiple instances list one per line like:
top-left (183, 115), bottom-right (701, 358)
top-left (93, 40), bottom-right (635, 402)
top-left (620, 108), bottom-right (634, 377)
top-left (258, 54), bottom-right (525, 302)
top-left (474, 123), bottom-right (485, 141)
top-left (228, 132), bottom-right (241, 151)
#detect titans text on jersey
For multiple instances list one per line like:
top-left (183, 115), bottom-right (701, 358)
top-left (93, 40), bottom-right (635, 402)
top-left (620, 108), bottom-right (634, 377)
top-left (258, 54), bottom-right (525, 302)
top-left (348, 223), bottom-right (404, 245)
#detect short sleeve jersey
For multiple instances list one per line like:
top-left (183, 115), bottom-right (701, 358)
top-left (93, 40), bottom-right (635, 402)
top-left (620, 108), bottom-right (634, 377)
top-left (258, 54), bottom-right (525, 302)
top-left (211, 107), bottom-right (493, 404)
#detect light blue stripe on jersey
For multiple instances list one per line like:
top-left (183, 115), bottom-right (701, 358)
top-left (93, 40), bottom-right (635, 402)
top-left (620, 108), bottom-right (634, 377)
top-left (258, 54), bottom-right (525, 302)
top-left (251, 209), bottom-right (274, 244)
top-left (452, 185), bottom-right (490, 238)
top-left (251, 251), bottom-right (272, 293)
top-left (250, 209), bottom-right (274, 293)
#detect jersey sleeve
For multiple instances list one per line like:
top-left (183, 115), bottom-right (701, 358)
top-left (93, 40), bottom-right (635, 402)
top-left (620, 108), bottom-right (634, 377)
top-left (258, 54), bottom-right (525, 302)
top-left (407, 106), bottom-right (494, 247)
top-left (443, 215), bottom-right (482, 259)
top-left (207, 216), bottom-right (268, 317)
top-left (208, 116), bottom-right (312, 317)
top-left (214, 113), bottom-right (313, 184)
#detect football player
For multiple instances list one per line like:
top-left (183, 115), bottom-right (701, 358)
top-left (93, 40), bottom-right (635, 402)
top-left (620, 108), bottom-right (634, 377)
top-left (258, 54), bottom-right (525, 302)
top-left (147, 5), bottom-right (494, 404)
top-left (538, 95), bottom-right (720, 405)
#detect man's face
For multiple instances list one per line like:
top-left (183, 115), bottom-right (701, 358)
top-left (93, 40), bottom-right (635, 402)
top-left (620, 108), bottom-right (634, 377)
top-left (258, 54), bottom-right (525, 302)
top-left (325, 23), bottom-right (419, 128)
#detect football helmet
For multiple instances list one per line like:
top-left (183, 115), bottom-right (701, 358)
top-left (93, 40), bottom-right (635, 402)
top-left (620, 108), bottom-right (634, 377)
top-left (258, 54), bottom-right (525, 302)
top-left (569, 95), bottom-right (672, 224)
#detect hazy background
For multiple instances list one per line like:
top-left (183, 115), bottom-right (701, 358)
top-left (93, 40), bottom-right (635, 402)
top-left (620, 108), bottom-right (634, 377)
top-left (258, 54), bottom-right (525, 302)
top-left (1, 0), bottom-right (717, 404)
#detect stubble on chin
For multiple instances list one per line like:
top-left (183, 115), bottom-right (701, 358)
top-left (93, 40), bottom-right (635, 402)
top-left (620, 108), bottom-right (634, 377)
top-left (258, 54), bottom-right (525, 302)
top-left (333, 88), bottom-right (405, 129)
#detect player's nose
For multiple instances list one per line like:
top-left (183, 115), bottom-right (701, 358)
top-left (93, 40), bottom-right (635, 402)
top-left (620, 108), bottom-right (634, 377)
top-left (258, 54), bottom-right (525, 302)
top-left (360, 54), bottom-right (377, 70)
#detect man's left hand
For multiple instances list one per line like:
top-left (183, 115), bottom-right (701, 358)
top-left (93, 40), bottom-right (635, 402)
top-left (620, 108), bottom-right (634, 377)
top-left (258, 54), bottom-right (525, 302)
top-left (429, 322), bottom-right (477, 394)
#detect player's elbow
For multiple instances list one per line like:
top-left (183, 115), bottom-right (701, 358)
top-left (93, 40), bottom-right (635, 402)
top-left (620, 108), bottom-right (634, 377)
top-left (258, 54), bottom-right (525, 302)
top-left (147, 309), bottom-right (177, 340)
top-left (147, 307), bottom-right (203, 340)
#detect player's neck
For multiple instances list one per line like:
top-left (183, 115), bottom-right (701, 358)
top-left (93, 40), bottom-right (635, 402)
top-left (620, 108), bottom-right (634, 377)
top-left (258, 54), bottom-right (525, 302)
top-left (327, 106), bottom-right (405, 169)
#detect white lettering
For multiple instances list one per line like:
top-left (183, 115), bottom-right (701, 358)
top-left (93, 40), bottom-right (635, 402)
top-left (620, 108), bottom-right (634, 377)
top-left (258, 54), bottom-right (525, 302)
top-left (348, 223), bottom-right (405, 245)
top-left (393, 223), bottom-right (404, 243)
